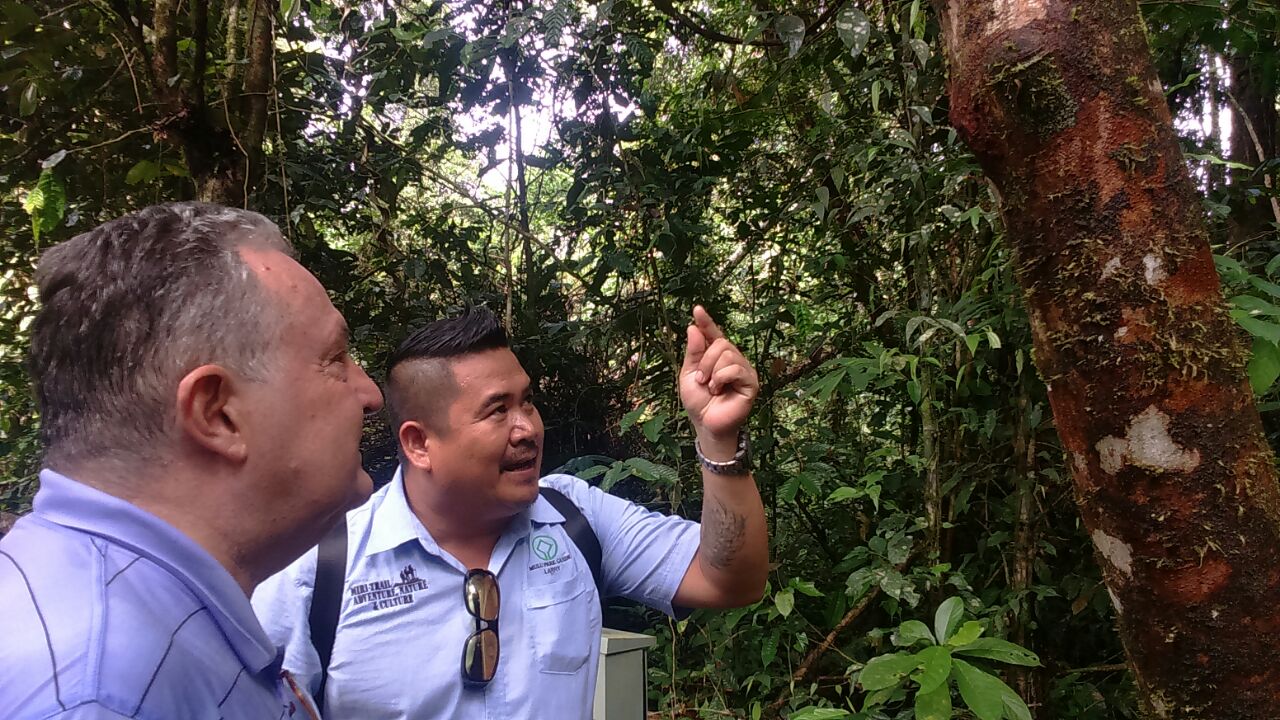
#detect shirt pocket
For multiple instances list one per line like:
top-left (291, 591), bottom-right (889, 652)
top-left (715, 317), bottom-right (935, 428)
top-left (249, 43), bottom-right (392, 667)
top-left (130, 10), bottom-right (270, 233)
top-left (524, 577), bottom-right (594, 674)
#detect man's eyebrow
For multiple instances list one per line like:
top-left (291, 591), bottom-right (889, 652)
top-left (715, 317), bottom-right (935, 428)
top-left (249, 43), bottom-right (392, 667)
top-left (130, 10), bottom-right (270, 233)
top-left (476, 391), bottom-right (511, 412)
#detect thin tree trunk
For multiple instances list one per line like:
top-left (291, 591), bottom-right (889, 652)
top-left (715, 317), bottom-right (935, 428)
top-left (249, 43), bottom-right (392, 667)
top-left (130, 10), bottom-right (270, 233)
top-left (936, 1), bottom-right (1280, 717)
top-left (1010, 373), bottom-right (1042, 716)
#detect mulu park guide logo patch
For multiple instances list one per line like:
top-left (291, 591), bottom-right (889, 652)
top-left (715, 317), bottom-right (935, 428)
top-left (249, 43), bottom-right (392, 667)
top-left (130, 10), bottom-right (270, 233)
top-left (529, 533), bottom-right (573, 577)
top-left (532, 534), bottom-right (559, 561)
top-left (349, 564), bottom-right (429, 612)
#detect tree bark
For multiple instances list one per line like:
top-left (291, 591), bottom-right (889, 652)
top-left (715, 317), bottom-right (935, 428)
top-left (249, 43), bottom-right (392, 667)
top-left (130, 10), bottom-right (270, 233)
top-left (935, 1), bottom-right (1280, 717)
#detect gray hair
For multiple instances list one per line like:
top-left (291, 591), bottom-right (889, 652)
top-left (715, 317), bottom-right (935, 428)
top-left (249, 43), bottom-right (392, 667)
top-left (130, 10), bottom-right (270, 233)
top-left (29, 202), bottom-right (293, 469)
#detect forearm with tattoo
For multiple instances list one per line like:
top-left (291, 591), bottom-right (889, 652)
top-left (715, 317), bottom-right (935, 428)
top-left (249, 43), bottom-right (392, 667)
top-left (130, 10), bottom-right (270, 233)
top-left (702, 496), bottom-right (747, 570)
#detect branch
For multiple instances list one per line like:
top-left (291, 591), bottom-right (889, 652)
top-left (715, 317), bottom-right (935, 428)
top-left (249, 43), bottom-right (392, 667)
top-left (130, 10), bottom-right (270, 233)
top-left (765, 564), bottom-right (899, 718)
top-left (103, 0), bottom-right (160, 93)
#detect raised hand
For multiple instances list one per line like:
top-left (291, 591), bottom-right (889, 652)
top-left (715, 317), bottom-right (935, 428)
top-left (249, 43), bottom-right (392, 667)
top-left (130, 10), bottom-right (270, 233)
top-left (679, 306), bottom-right (759, 446)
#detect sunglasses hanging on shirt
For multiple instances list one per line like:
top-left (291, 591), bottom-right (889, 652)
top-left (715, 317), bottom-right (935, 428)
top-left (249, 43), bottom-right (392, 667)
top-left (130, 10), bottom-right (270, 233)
top-left (461, 568), bottom-right (500, 684)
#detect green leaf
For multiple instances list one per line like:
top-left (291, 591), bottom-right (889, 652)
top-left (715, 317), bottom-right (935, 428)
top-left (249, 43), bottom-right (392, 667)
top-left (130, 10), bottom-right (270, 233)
top-left (934, 596), bottom-right (964, 644)
top-left (1249, 337), bottom-right (1280, 395)
top-left (19, 82), bottom-right (38, 116)
top-left (775, 14), bottom-right (805, 57)
top-left (125, 159), bottom-right (162, 186)
top-left (1232, 313), bottom-right (1280, 345)
top-left (858, 652), bottom-right (920, 691)
top-left (775, 588), bottom-right (795, 618)
top-left (620, 406), bottom-right (645, 432)
top-left (951, 658), bottom-right (1006, 720)
top-left (893, 619), bottom-right (935, 647)
top-left (1248, 275), bottom-right (1280, 300)
top-left (22, 169), bottom-right (66, 242)
top-left (761, 630), bottom-right (778, 667)
top-left (835, 6), bottom-right (871, 57)
top-left (914, 681), bottom-right (952, 720)
top-left (1001, 685), bottom-right (1034, 720)
top-left (806, 367), bottom-right (846, 403)
top-left (953, 638), bottom-right (1041, 667)
top-left (946, 621), bottom-right (985, 647)
top-left (827, 486), bottom-right (861, 502)
top-left (1231, 295), bottom-right (1280, 317)
top-left (787, 709), bottom-right (852, 720)
top-left (912, 645), bottom-right (952, 694)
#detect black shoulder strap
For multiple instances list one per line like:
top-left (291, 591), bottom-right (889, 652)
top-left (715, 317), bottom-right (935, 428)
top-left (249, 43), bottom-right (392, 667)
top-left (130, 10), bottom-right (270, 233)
top-left (309, 515), bottom-right (348, 713)
top-left (539, 486), bottom-right (605, 600)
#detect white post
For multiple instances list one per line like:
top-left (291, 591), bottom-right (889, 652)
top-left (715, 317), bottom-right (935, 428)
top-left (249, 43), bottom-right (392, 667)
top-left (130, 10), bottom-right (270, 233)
top-left (594, 629), bottom-right (657, 720)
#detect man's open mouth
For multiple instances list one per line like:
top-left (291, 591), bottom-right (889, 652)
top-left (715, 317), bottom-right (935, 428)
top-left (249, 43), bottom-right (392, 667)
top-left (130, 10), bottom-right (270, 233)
top-left (501, 456), bottom-right (538, 472)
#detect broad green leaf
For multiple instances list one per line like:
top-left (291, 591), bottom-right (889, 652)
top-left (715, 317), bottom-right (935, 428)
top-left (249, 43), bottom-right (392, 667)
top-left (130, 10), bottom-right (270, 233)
top-left (776, 14), bottom-right (805, 58)
top-left (1001, 684), bottom-right (1034, 720)
top-left (827, 486), bottom-right (861, 502)
top-left (793, 579), bottom-right (824, 597)
top-left (914, 681), bottom-right (952, 720)
top-left (951, 658), bottom-right (1005, 720)
top-left (986, 329), bottom-right (1002, 349)
top-left (934, 596), bottom-right (964, 644)
top-left (788, 709), bottom-right (852, 720)
top-left (893, 619), bottom-right (935, 647)
top-left (22, 169), bottom-right (66, 242)
top-left (775, 588), bottom-right (795, 618)
top-left (1232, 295), bottom-right (1280, 317)
top-left (1249, 338), bottom-right (1280, 395)
top-left (760, 631), bottom-right (778, 667)
top-left (858, 651), bottom-right (920, 691)
top-left (835, 6), bottom-right (871, 57)
top-left (1232, 313), bottom-right (1280, 345)
top-left (125, 159), bottom-right (161, 186)
top-left (953, 638), bottom-right (1041, 667)
top-left (912, 645), bottom-right (952, 693)
top-left (1248, 275), bottom-right (1280, 300)
top-left (946, 621), bottom-right (985, 647)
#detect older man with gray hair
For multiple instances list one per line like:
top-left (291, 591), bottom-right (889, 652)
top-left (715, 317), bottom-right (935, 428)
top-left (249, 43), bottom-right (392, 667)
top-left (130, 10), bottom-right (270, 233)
top-left (0, 203), bottom-right (383, 719)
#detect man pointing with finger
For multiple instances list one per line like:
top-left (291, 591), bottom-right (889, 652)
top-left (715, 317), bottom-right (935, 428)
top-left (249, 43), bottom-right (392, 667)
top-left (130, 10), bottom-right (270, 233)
top-left (252, 305), bottom-right (769, 719)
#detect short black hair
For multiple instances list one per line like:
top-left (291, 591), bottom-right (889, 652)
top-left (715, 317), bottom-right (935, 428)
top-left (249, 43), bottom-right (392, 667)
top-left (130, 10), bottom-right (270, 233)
top-left (385, 305), bottom-right (509, 376)
top-left (384, 306), bottom-right (510, 438)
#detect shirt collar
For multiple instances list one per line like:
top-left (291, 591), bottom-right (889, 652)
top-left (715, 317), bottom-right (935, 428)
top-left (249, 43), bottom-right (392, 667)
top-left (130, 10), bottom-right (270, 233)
top-left (367, 466), bottom-right (567, 557)
top-left (366, 467), bottom-right (430, 556)
top-left (31, 469), bottom-right (279, 674)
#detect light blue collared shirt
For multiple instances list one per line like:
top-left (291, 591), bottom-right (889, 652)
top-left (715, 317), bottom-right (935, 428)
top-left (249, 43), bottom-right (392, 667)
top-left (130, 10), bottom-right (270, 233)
top-left (252, 470), bottom-right (701, 720)
top-left (0, 470), bottom-right (297, 720)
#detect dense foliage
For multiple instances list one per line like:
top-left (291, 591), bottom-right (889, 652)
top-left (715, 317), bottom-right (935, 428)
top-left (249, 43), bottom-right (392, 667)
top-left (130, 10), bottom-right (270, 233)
top-left (2, 0), bottom-right (1276, 717)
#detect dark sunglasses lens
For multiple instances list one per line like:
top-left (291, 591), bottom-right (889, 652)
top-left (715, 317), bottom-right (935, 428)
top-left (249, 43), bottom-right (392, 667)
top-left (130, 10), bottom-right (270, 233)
top-left (464, 571), bottom-right (500, 621)
top-left (462, 628), bottom-right (499, 683)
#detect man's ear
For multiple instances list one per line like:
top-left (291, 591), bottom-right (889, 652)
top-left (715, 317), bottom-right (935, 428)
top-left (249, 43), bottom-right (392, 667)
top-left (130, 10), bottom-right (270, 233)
top-left (399, 420), bottom-right (432, 472)
top-left (176, 364), bottom-right (248, 463)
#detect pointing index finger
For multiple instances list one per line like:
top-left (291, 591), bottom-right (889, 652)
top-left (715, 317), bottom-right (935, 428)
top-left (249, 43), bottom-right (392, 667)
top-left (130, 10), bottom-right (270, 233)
top-left (692, 305), bottom-right (725, 342)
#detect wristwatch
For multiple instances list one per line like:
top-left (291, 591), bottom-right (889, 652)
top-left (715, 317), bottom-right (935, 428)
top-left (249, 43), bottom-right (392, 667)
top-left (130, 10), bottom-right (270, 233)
top-left (695, 431), bottom-right (753, 475)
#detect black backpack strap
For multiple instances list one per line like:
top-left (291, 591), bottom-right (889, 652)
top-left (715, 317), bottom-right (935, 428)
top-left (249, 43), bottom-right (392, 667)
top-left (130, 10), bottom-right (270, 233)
top-left (539, 486), bottom-right (605, 600)
top-left (309, 515), bottom-right (348, 713)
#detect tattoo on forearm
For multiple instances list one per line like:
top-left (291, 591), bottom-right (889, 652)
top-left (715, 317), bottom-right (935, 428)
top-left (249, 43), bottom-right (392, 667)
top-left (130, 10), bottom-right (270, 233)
top-left (704, 497), bottom-right (747, 571)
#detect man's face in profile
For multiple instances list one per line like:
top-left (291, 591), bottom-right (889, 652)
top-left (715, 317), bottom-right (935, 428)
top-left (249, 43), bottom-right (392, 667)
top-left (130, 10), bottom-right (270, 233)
top-left (238, 247), bottom-right (383, 545)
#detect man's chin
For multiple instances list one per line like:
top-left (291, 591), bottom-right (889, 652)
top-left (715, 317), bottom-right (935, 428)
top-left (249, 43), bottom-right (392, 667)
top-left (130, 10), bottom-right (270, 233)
top-left (346, 468), bottom-right (375, 509)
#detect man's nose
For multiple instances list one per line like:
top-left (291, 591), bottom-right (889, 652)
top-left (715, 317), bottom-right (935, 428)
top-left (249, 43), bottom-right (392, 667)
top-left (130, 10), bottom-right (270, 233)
top-left (354, 363), bottom-right (384, 413)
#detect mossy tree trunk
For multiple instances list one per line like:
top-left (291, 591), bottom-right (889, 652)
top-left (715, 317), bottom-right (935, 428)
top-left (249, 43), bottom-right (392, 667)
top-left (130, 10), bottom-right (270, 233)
top-left (934, 1), bottom-right (1280, 717)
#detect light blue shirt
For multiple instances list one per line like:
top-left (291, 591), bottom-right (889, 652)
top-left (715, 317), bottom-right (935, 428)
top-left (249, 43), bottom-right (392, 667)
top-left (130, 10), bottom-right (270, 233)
top-left (0, 470), bottom-right (298, 720)
top-left (252, 470), bottom-right (701, 720)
